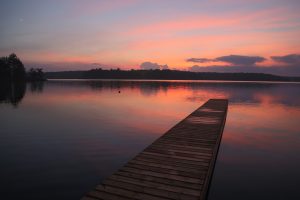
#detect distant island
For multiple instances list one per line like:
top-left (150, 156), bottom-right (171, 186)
top-left (45, 68), bottom-right (300, 82)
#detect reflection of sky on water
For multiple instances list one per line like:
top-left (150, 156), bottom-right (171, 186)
top-left (209, 103), bottom-right (300, 199)
top-left (0, 80), bottom-right (299, 199)
top-left (45, 80), bottom-right (300, 106)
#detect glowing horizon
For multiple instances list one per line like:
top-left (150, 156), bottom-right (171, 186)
top-left (0, 0), bottom-right (300, 75)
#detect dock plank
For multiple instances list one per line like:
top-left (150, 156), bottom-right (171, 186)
top-left (82, 99), bottom-right (228, 200)
top-left (114, 171), bottom-right (203, 190)
top-left (108, 174), bottom-right (201, 196)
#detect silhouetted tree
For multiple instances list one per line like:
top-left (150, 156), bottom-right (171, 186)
top-left (0, 53), bottom-right (26, 81)
top-left (0, 53), bottom-right (27, 106)
top-left (0, 56), bottom-right (10, 81)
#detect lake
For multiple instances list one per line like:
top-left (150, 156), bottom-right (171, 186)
top-left (1, 80), bottom-right (300, 199)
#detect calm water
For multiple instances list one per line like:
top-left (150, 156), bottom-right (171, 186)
top-left (1, 80), bottom-right (300, 199)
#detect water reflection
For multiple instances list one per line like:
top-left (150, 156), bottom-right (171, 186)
top-left (29, 81), bottom-right (44, 93)
top-left (0, 81), bottom-right (46, 106)
top-left (0, 81), bottom-right (26, 107)
top-left (208, 103), bottom-right (300, 200)
top-left (0, 79), bottom-right (299, 200)
top-left (2, 79), bottom-right (298, 106)
top-left (26, 80), bottom-right (300, 107)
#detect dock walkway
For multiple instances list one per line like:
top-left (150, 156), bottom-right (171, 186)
top-left (82, 99), bottom-right (228, 200)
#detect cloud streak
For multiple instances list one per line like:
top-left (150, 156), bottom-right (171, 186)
top-left (271, 54), bottom-right (300, 65)
top-left (215, 55), bottom-right (266, 65)
top-left (188, 64), bottom-right (300, 76)
top-left (186, 53), bottom-right (300, 76)
top-left (186, 58), bottom-right (214, 63)
top-left (187, 55), bottom-right (266, 66)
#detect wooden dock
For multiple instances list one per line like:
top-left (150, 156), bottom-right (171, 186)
top-left (82, 99), bottom-right (228, 200)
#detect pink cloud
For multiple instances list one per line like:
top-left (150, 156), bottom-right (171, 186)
top-left (126, 15), bottom-right (239, 36)
top-left (123, 6), bottom-right (299, 38)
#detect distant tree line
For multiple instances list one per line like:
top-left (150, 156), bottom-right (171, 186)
top-left (45, 68), bottom-right (300, 82)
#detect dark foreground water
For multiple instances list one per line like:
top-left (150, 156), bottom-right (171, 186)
top-left (0, 80), bottom-right (300, 200)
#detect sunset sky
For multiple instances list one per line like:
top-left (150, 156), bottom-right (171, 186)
top-left (1, 0), bottom-right (300, 75)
